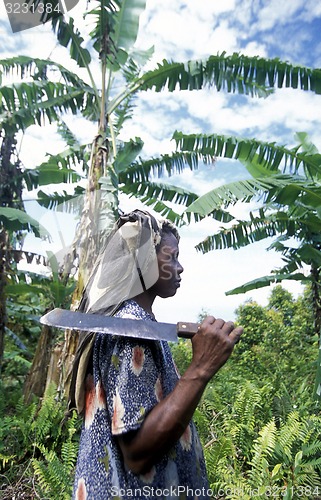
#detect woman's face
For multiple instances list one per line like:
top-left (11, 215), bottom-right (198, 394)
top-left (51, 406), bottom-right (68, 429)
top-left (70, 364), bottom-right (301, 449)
top-left (153, 232), bottom-right (184, 298)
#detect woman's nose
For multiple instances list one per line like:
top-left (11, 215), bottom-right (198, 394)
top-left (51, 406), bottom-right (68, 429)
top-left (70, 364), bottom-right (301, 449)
top-left (178, 262), bottom-right (184, 274)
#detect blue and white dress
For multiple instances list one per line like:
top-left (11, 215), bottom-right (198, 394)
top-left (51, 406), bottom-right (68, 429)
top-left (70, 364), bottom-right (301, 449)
top-left (73, 300), bottom-right (209, 499)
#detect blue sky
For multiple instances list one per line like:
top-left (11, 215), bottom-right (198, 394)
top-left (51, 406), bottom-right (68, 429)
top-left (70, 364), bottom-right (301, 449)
top-left (1, 0), bottom-right (321, 322)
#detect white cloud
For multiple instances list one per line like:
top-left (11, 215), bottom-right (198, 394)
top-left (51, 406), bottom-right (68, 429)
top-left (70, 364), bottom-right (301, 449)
top-left (18, 124), bottom-right (65, 169)
top-left (161, 87), bottom-right (321, 151)
top-left (242, 41), bottom-right (268, 58)
top-left (300, 0), bottom-right (321, 20)
top-left (264, 0), bottom-right (321, 29)
top-left (254, 0), bottom-right (304, 31)
top-left (137, 0), bottom-right (239, 61)
top-left (205, 21), bottom-right (240, 55)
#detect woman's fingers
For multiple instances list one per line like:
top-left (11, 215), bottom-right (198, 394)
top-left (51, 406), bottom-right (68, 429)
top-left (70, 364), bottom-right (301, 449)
top-left (228, 326), bottom-right (243, 344)
top-left (200, 317), bottom-right (243, 345)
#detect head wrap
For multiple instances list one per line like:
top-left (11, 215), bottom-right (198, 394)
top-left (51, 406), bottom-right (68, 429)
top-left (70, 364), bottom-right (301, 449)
top-left (69, 209), bottom-right (179, 414)
top-left (78, 209), bottom-right (179, 315)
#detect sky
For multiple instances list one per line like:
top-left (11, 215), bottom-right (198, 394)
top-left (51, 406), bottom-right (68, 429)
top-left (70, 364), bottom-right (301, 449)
top-left (1, 0), bottom-right (321, 323)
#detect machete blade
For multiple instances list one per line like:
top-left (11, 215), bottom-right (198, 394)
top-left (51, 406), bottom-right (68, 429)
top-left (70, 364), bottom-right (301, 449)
top-left (40, 308), bottom-right (199, 342)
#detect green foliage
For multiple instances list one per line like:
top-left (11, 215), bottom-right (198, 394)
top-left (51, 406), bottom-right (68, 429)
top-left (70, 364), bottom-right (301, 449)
top-left (171, 285), bottom-right (321, 497)
top-left (170, 338), bottom-right (192, 374)
top-left (202, 392), bottom-right (321, 499)
top-left (2, 269), bottom-right (75, 400)
top-left (228, 286), bottom-right (317, 399)
top-left (0, 384), bottom-right (81, 499)
top-left (138, 54), bottom-right (321, 97)
top-left (226, 381), bottom-right (264, 457)
top-left (0, 387), bottom-right (37, 466)
top-left (0, 207), bottom-right (49, 238)
top-left (233, 300), bottom-right (268, 356)
top-left (4, 290), bottom-right (43, 392)
top-left (32, 406), bottom-right (80, 499)
top-left (267, 284), bottom-right (295, 322)
top-left (0, 284), bottom-right (319, 498)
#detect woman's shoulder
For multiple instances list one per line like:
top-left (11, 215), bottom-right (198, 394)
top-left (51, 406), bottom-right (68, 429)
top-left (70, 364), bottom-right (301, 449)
top-left (94, 300), bottom-right (159, 356)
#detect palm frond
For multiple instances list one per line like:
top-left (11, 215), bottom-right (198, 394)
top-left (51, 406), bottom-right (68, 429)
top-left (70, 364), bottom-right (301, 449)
top-left (123, 47), bottom-right (154, 81)
top-left (57, 120), bottom-right (81, 149)
top-left (119, 151), bottom-right (213, 184)
top-left (20, 146), bottom-right (87, 194)
top-left (122, 194), bottom-right (184, 225)
top-left (139, 56), bottom-right (268, 95)
top-left (35, 187), bottom-right (85, 212)
top-left (195, 216), bottom-right (281, 253)
top-left (0, 207), bottom-right (49, 238)
top-left (225, 272), bottom-right (308, 296)
top-left (173, 131), bottom-right (321, 180)
top-left (112, 95), bottom-right (136, 134)
top-left (114, 137), bottom-right (144, 173)
top-left (121, 180), bottom-right (197, 207)
top-left (295, 243), bottom-right (321, 267)
top-left (87, 0), bottom-right (147, 72)
top-left (51, 17), bottom-right (91, 69)
top-left (0, 56), bottom-right (90, 87)
top-left (184, 176), bottom-right (279, 217)
top-left (120, 180), bottom-right (233, 224)
top-left (196, 208), bottom-right (321, 253)
top-left (87, 0), bottom-right (119, 54)
top-left (112, 0), bottom-right (147, 53)
top-left (0, 80), bottom-right (95, 130)
top-left (108, 53), bottom-right (321, 113)
top-left (186, 175), bottom-right (321, 218)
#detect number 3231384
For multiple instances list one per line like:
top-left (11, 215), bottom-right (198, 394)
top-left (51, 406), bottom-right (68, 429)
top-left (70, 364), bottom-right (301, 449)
top-left (5, 2), bottom-right (62, 14)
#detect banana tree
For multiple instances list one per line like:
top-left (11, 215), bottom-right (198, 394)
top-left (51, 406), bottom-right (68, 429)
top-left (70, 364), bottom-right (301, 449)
top-left (2, 23), bottom-right (321, 275)
top-left (0, 117), bottom-right (85, 374)
top-left (2, 0), bottom-right (321, 399)
top-left (47, 12), bottom-right (321, 291)
top-left (176, 131), bottom-right (321, 400)
top-left (0, 132), bottom-right (24, 371)
top-left (0, 128), bottom-right (56, 372)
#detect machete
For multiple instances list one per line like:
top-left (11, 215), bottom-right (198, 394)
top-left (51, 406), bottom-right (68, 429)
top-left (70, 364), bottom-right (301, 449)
top-left (39, 308), bottom-right (200, 342)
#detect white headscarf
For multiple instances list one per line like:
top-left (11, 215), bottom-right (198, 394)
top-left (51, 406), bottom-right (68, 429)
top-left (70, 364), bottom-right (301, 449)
top-left (78, 209), bottom-right (179, 315)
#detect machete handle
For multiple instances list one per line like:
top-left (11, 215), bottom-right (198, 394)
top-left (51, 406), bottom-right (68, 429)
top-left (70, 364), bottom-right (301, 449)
top-left (177, 322), bottom-right (200, 338)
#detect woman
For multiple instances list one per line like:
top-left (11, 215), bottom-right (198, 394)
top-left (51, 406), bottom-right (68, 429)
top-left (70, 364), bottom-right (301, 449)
top-left (71, 209), bottom-right (242, 499)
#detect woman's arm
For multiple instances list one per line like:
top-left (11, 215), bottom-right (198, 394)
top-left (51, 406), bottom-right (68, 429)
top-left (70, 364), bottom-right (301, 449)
top-left (117, 316), bottom-right (243, 474)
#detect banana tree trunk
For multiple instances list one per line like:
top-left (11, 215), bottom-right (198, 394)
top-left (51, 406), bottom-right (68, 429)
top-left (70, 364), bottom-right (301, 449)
top-left (44, 22), bottom-right (121, 401)
top-left (23, 323), bottom-right (54, 404)
top-left (46, 133), bottom-right (119, 401)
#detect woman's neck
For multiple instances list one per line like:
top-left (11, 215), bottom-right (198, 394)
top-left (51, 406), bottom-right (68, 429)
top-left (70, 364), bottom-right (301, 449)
top-left (132, 291), bottom-right (156, 316)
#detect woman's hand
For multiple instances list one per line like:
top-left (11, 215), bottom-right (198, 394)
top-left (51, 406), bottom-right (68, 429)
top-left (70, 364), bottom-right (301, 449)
top-left (190, 316), bottom-right (243, 382)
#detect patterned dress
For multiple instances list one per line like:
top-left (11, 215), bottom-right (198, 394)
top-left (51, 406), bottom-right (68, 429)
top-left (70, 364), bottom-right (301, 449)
top-left (73, 300), bottom-right (210, 499)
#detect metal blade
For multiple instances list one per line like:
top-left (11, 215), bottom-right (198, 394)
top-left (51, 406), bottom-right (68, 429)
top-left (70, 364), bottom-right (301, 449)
top-left (40, 308), bottom-right (179, 342)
